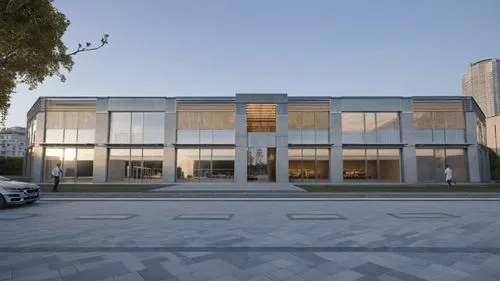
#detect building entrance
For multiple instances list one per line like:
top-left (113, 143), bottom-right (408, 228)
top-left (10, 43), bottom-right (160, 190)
top-left (247, 147), bottom-right (276, 182)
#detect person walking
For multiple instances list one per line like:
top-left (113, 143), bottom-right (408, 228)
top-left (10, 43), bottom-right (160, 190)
top-left (52, 163), bottom-right (62, 192)
top-left (444, 165), bottom-right (456, 186)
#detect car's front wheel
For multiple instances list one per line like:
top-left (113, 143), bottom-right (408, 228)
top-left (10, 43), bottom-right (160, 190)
top-left (0, 195), bottom-right (6, 209)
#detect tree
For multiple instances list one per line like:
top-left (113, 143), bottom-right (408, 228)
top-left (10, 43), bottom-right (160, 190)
top-left (0, 0), bottom-right (109, 123)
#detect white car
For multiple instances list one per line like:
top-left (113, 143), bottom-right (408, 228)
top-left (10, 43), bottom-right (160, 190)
top-left (0, 176), bottom-right (41, 209)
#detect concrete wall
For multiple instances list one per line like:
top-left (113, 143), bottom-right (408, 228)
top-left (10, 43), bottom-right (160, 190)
top-left (400, 99), bottom-right (417, 183)
top-left (276, 103), bottom-right (288, 183)
top-left (330, 98), bottom-right (342, 182)
top-left (93, 98), bottom-right (109, 183)
top-left (164, 99), bottom-right (176, 183)
top-left (235, 103), bottom-right (247, 183)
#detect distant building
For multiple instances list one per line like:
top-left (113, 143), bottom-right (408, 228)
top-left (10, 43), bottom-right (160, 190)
top-left (0, 126), bottom-right (26, 158)
top-left (462, 57), bottom-right (500, 118)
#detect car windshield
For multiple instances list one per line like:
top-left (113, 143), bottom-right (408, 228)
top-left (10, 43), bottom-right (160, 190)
top-left (0, 176), bottom-right (11, 181)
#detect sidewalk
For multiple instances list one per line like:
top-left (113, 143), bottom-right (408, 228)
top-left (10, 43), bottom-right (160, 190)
top-left (40, 191), bottom-right (500, 200)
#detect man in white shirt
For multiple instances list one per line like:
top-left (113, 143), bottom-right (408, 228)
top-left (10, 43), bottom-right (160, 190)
top-left (444, 165), bottom-right (455, 186)
top-left (51, 163), bottom-right (62, 192)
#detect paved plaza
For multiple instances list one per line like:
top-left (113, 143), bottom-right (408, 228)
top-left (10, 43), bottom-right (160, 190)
top-left (1, 199), bottom-right (500, 281)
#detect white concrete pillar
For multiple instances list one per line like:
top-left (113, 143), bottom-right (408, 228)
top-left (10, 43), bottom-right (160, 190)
top-left (276, 103), bottom-right (288, 183)
top-left (164, 99), bottom-right (177, 183)
top-left (93, 98), bottom-right (109, 183)
top-left (400, 99), bottom-right (417, 183)
top-left (467, 145), bottom-right (481, 183)
top-left (235, 104), bottom-right (247, 183)
top-left (330, 99), bottom-right (343, 182)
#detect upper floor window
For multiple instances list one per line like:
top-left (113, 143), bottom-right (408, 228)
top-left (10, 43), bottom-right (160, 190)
top-left (247, 104), bottom-right (276, 132)
top-left (342, 112), bottom-right (400, 144)
top-left (413, 111), bottom-right (465, 143)
top-left (288, 103), bottom-right (329, 144)
top-left (109, 112), bottom-right (165, 144)
top-left (45, 112), bottom-right (96, 144)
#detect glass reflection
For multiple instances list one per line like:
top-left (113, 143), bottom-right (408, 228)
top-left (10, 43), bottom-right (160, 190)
top-left (109, 112), bottom-right (131, 143)
top-left (44, 148), bottom-right (94, 182)
top-left (176, 149), bottom-right (234, 181)
top-left (247, 148), bottom-right (275, 181)
top-left (108, 148), bottom-right (163, 182)
top-left (288, 148), bottom-right (329, 181)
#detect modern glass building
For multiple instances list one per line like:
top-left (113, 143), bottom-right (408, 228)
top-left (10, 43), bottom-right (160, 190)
top-left (24, 94), bottom-right (491, 184)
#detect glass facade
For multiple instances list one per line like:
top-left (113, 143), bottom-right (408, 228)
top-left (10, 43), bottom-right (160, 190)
top-left (45, 112), bottom-right (96, 144)
top-left (343, 149), bottom-right (401, 181)
top-left (177, 108), bottom-right (235, 144)
top-left (176, 149), bottom-right (234, 181)
top-left (247, 148), bottom-right (276, 181)
top-left (342, 112), bottom-right (400, 144)
top-left (44, 148), bottom-right (94, 183)
top-left (413, 111), bottom-right (465, 144)
top-left (109, 112), bottom-right (165, 144)
top-left (416, 148), bottom-right (468, 182)
top-left (288, 109), bottom-right (329, 144)
top-left (288, 148), bottom-right (329, 181)
top-left (108, 148), bottom-right (163, 182)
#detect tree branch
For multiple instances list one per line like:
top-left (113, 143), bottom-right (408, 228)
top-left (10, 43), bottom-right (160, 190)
top-left (3, 0), bottom-right (31, 14)
top-left (66, 34), bottom-right (109, 56)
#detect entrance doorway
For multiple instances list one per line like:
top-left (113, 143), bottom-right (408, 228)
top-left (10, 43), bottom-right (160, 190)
top-left (247, 147), bottom-right (276, 182)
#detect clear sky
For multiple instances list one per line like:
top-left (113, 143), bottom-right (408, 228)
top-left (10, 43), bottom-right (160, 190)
top-left (5, 0), bottom-right (500, 127)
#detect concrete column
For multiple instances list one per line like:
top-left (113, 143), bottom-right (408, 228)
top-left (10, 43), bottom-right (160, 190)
top-left (235, 104), bottom-right (247, 183)
top-left (402, 146), bottom-right (417, 183)
top-left (400, 99), bottom-right (417, 183)
top-left (276, 103), bottom-right (288, 183)
top-left (330, 146), bottom-right (343, 183)
top-left (164, 99), bottom-right (176, 183)
top-left (92, 146), bottom-right (107, 183)
top-left (29, 112), bottom-right (46, 182)
top-left (31, 146), bottom-right (44, 183)
top-left (330, 98), bottom-right (343, 182)
top-left (465, 112), bottom-right (478, 144)
top-left (93, 98), bottom-right (108, 183)
top-left (467, 145), bottom-right (481, 183)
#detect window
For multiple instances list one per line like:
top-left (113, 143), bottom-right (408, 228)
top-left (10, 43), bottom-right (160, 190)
top-left (176, 149), bottom-right (234, 181)
top-left (45, 111), bottom-right (96, 144)
top-left (288, 148), bottom-right (329, 181)
top-left (44, 148), bottom-right (94, 183)
top-left (109, 112), bottom-right (165, 144)
top-left (416, 148), bottom-right (468, 182)
top-left (342, 112), bottom-right (400, 144)
top-left (288, 106), bottom-right (329, 144)
top-left (343, 149), bottom-right (401, 181)
top-left (108, 148), bottom-right (163, 182)
top-left (247, 104), bottom-right (276, 132)
top-left (413, 111), bottom-right (465, 143)
top-left (177, 107), bottom-right (235, 144)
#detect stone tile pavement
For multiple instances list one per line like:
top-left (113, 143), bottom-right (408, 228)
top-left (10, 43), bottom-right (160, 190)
top-left (0, 200), bottom-right (500, 280)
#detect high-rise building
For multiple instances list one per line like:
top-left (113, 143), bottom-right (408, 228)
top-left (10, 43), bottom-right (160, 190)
top-left (0, 126), bottom-right (26, 158)
top-left (462, 57), bottom-right (500, 118)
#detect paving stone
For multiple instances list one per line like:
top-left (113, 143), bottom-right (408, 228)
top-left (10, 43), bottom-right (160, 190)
top-left (49, 255), bottom-right (105, 270)
top-left (417, 264), bottom-right (469, 281)
top-left (10, 270), bottom-right (60, 281)
top-left (0, 271), bottom-right (12, 281)
top-left (270, 259), bottom-right (293, 268)
top-left (383, 270), bottom-right (428, 281)
top-left (64, 261), bottom-right (130, 281)
top-left (114, 272), bottom-right (146, 281)
top-left (137, 264), bottom-right (174, 281)
top-left (190, 259), bottom-right (239, 280)
top-left (13, 264), bottom-right (52, 278)
top-left (329, 269), bottom-right (364, 281)
top-left (268, 268), bottom-right (297, 280)
top-left (352, 262), bottom-right (392, 277)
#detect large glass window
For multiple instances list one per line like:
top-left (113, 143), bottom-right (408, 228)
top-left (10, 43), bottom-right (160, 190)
top-left (342, 112), bottom-right (400, 144)
top-left (413, 111), bottom-right (465, 144)
top-left (177, 109), bottom-right (234, 144)
top-left (109, 112), bottom-right (164, 144)
top-left (44, 148), bottom-right (94, 182)
top-left (45, 112), bottom-right (96, 144)
top-left (176, 149), bottom-right (234, 182)
top-left (416, 148), bottom-right (468, 182)
top-left (343, 149), bottom-right (401, 181)
top-left (247, 104), bottom-right (276, 132)
top-left (288, 148), bottom-right (329, 181)
top-left (27, 117), bottom-right (37, 145)
top-left (107, 148), bottom-right (163, 182)
top-left (288, 110), bottom-right (329, 144)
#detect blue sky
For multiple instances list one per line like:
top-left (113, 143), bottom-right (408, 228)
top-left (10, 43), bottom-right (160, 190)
top-left (6, 0), bottom-right (500, 126)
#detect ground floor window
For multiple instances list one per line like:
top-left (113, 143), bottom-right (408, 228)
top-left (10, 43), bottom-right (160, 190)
top-left (108, 148), bottom-right (163, 183)
top-left (177, 148), bottom-right (234, 181)
top-left (288, 148), bottom-right (329, 181)
top-left (343, 148), bottom-right (401, 181)
top-left (416, 148), bottom-right (467, 182)
top-left (44, 147), bottom-right (94, 183)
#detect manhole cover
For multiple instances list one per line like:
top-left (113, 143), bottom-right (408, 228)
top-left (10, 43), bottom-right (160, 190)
top-left (388, 212), bottom-right (459, 219)
top-left (287, 214), bottom-right (347, 220)
top-left (173, 214), bottom-right (234, 220)
top-left (75, 214), bottom-right (137, 220)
